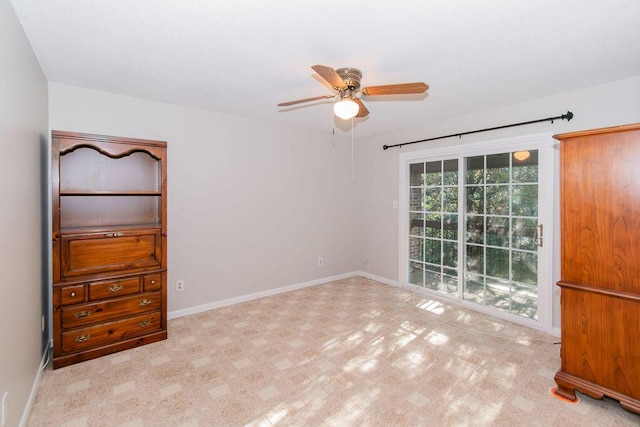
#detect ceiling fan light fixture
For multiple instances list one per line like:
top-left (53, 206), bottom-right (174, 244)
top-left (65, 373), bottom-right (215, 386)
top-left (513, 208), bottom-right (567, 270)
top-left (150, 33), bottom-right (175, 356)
top-left (333, 98), bottom-right (359, 120)
top-left (278, 64), bottom-right (429, 120)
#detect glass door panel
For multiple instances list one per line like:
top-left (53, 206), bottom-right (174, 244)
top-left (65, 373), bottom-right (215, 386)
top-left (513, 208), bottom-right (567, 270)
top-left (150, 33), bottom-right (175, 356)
top-left (408, 159), bottom-right (459, 296)
top-left (463, 150), bottom-right (539, 320)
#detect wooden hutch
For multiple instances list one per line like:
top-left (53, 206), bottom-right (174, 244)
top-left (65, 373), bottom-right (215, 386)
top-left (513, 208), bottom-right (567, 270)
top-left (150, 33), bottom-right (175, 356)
top-left (51, 131), bottom-right (168, 368)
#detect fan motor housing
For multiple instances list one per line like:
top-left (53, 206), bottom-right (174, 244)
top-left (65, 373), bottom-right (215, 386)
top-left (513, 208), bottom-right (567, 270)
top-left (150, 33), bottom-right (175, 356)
top-left (336, 68), bottom-right (362, 91)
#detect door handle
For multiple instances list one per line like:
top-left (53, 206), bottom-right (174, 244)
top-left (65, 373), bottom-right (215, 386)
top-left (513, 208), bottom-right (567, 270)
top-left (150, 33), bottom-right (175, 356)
top-left (535, 224), bottom-right (543, 247)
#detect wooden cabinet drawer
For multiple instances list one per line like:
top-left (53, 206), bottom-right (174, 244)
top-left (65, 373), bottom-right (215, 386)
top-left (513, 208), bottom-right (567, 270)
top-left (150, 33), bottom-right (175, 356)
top-left (61, 311), bottom-right (161, 353)
top-left (60, 285), bottom-right (85, 305)
top-left (143, 274), bottom-right (162, 291)
top-left (60, 229), bottom-right (162, 279)
top-left (89, 277), bottom-right (140, 300)
top-left (61, 292), bottom-right (161, 328)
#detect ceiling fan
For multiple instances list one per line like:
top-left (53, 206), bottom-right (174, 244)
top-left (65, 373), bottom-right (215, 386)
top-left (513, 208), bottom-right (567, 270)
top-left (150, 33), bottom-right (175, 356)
top-left (278, 65), bottom-right (429, 120)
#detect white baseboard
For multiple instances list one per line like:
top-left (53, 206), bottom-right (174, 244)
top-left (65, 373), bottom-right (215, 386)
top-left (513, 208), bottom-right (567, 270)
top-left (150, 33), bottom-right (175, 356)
top-left (20, 341), bottom-right (51, 427)
top-left (551, 327), bottom-right (561, 338)
top-left (357, 271), bottom-right (399, 288)
top-left (168, 271), bottom-right (359, 320)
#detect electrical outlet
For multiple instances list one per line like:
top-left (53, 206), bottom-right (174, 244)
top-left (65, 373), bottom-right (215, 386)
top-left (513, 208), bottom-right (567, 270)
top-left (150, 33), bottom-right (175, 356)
top-left (317, 257), bottom-right (324, 266)
top-left (1, 391), bottom-right (7, 427)
top-left (176, 280), bottom-right (185, 292)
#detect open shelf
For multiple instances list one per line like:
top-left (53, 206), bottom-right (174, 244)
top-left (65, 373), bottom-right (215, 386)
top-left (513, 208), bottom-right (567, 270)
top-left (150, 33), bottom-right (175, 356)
top-left (60, 223), bottom-right (162, 235)
top-left (60, 191), bottom-right (162, 196)
top-left (59, 146), bottom-right (161, 193)
top-left (60, 195), bottom-right (160, 228)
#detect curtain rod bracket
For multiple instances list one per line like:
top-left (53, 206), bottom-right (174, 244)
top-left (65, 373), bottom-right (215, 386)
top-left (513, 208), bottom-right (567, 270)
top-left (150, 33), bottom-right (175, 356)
top-left (383, 110), bottom-right (574, 150)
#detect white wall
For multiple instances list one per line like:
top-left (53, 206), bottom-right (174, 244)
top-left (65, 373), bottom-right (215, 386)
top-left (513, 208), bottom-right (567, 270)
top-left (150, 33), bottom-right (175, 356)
top-left (356, 75), bottom-right (640, 330)
top-left (0, 1), bottom-right (48, 426)
top-left (49, 83), bottom-right (359, 312)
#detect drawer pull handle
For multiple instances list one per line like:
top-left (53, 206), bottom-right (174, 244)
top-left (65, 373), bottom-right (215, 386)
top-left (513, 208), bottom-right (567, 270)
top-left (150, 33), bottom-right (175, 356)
top-left (74, 310), bottom-right (92, 318)
top-left (108, 284), bottom-right (124, 292)
top-left (150, 280), bottom-right (156, 285)
top-left (105, 231), bottom-right (125, 238)
top-left (75, 334), bottom-right (91, 343)
top-left (70, 291), bottom-right (76, 298)
top-left (139, 299), bottom-right (152, 307)
top-left (138, 320), bottom-right (152, 327)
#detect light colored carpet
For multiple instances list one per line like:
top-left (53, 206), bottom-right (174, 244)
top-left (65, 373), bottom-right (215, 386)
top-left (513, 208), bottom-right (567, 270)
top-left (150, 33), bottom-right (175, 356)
top-left (28, 277), bottom-right (638, 426)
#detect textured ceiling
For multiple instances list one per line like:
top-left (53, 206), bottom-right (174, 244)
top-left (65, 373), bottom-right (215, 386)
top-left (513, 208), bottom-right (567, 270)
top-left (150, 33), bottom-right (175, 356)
top-left (10, 0), bottom-right (640, 137)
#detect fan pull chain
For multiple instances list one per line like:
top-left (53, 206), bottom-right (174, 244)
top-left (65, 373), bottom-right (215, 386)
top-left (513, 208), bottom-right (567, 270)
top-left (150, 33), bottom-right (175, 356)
top-left (351, 117), bottom-right (355, 180)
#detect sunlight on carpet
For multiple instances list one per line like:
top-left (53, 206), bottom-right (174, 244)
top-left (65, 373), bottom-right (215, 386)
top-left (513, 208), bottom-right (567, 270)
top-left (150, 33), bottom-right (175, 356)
top-left (27, 277), bottom-right (638, 426)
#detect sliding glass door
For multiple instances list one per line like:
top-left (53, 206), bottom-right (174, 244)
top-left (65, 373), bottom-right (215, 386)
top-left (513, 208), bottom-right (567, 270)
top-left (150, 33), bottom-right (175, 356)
top-left (403, 137), bottom-right (552, 329)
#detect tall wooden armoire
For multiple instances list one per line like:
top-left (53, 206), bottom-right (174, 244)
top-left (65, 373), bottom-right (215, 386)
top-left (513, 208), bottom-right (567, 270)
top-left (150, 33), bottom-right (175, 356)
top-left (51, 131), bottom-right (168, 368)
top-left (553, 123), bottom-right (640, 414)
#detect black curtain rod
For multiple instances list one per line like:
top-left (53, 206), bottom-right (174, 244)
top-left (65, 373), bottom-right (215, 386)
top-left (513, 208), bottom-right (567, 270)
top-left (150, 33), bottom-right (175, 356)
top-left (382, 110), bottom-right (574, 150)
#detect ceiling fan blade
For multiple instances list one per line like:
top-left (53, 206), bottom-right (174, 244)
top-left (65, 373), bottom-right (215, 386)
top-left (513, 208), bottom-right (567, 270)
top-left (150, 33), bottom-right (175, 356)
top-left (354, 98), bottom-right (369, 118)
top-left (277, 94), bottom-right (334, 107)
top-left (361, 82), bottom-right (429, 96)
top-left (312, 65), bottom-right (347, 90)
